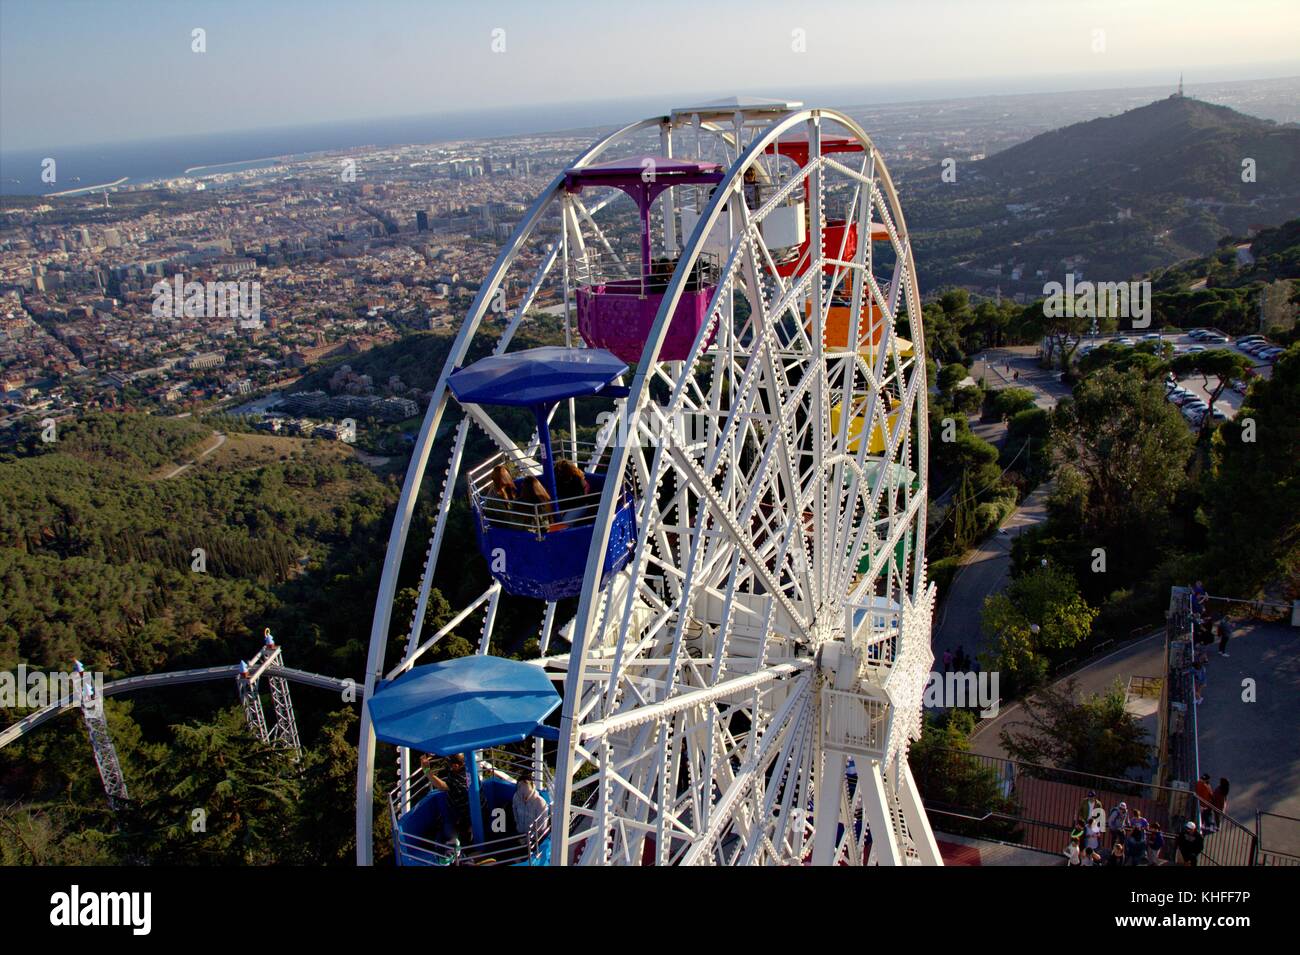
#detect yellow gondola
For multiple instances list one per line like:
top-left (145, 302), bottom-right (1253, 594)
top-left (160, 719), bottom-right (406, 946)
top-left (830, 395), bottom-right (902, 454)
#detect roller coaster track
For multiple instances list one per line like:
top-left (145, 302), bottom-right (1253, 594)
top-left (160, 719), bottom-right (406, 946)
top-left (0, 664), bottom-right (362, 750)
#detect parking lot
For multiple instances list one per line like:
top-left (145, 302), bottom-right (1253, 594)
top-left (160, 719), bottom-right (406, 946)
top-left (1075, 328), bottom-right (1282, 428)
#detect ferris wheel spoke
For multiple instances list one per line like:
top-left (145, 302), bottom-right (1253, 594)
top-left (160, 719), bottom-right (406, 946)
top-left (664, 442), bottom-right (809, 635)
top-left (679, 672), bottom-right (812, 865)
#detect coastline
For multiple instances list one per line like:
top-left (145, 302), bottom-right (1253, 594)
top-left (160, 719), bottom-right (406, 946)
top-left (184, 155), bottom-right (288, 175)
top-left (45, 176), bottom-right (128, 197)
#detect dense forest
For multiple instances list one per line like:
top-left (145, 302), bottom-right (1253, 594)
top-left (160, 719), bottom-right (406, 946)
top-left (0, 412), bottom-right (401, 863)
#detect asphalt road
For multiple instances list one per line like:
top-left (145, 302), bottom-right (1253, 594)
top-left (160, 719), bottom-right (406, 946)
top-left (931, 350), bottom-right (1063, 672)
top-left (932, 481), bottom-right (1053, 670)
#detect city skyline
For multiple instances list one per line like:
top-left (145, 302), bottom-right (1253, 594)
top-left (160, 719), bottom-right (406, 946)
top-left (2, 0), bottom-right (1299, 151)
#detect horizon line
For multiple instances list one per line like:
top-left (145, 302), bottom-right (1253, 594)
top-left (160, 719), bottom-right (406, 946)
top-left (3, 66), bottom-right (1298, 156)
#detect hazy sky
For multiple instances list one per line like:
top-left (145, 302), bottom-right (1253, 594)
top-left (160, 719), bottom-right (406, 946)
top-left (2, 0), bottom-right (1298, 150)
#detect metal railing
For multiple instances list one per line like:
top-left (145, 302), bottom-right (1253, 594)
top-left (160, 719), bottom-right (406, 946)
top-left (387, 747), bottom-right (553, 867)
top-left (395, 812), bottom-right (551, 867)
top-left (913, 749), bottom-right (1259, 864)
top-left (1256, 811), bottom-right (1300, 866)
top-left (466, 444), bottom-right (630, 540)
top-left (822, 689), bottom-right (888, 756)
top-left (574, 249), bottom-right (720, 296)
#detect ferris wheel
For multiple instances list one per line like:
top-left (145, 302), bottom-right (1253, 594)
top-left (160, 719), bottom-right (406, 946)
top-left (356, 97), bottom-right (940, 867)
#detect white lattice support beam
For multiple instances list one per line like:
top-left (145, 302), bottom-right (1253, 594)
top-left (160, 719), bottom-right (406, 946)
top-left (81, 704), bottom-right (129, 810)
top-left (862, 760), bottom-right (903, 866)
top-left (898, 760), bottom-right (942, 866)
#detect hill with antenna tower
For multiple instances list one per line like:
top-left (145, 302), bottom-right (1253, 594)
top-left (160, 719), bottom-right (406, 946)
top-left (903, 92), bottom-right (1300, 291)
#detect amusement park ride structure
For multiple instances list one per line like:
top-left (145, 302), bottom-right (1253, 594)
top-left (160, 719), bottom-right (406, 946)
top-left (0, 97), bottom-right (941, 868)
top-left (0, 633), bottom-right (341, 804)
top-left (357, 97), bottom-right (941, 867)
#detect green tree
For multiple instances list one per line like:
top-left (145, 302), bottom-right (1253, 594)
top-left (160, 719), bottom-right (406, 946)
top-left (981, 565), bottom-right (1097, 691)
top-left (1169, 348), bottom-right (1252, 440)
top-left (952, 469), bottom-right (977, 552)
top-left (990, 387), bottom-right (1037, 419)
top-left (999, 678), bottom-right (1153, 778)
top-left (132, 708), bottom-right (302, 865)
top-left (1049, 368), bottom-right (1192, 566)
top-left (909, 710), bottom-right (1019, 839)
top-left (937, 362), bottom-right (969, 395)
top-left (295, 708), bottom-right (382, 865)
top-left (1204, 344), bottom-right (1300, 591)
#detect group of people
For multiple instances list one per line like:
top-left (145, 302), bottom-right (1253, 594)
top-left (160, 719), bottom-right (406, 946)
top-left (1065, 791), bottom-right (1206, 866)
top-left (1186, 581), bottom-right (1236, 705)
top-left (487, 459), bottom-right (593, 532)
top-left (420, 752), bottom-right (549, 860)
top-left (1194, 774), bottom-right (1231, 833)
top-left (940, 646), bottom-right (976, 673)
top-left (645, 254), bottom-right (708, 293)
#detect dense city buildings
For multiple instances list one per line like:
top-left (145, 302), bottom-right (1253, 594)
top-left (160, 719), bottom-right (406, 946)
top-left (0, 134), bottom-right (589, 432)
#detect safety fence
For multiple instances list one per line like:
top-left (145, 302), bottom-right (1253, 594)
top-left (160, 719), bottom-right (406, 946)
top-left (914, 749), bottom-right (1258, 865)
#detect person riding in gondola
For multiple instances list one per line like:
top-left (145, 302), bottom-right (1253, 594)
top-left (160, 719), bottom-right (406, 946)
top-left (489, 463), bottom-right (517, 502)
top-left (554, 459), bottom-right (592, 524)
top-left (518, 475), bottom-right (554, 533)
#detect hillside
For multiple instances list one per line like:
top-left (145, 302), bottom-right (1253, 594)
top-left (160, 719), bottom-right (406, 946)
top-left (903, 95), bottom-right (1300, 291)
top-left (1148, 218), bottom-right (1300, 336)
top-left (0, 413), bottom-right (395, 677)
top-left (293, 314), bottom-right (570, 396)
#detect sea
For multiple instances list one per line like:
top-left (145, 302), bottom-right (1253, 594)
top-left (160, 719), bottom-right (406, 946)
top-left (3, 68), bottom-right (1298, 198)
top-left (0, 98), bottom-right (662, 197)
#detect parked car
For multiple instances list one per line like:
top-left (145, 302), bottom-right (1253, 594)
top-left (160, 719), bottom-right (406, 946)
top-left (1237, 335), bottom-right (1265, 345)
top-left (1182, 407), bottom-right (1205, 426)
top-left (1231, 379), bottom-right (1249, 395)
top-left (1171, 392), bottom-right (1198, 407)
top-left (1115, 337), bottom-right (1135, 346)
top-left (1210, 405), bottom-right (1230, 422)
top-left (1185, 344), bottom-right (1206, 353)
top-left (1187, 329), bottom-right (1209, 340)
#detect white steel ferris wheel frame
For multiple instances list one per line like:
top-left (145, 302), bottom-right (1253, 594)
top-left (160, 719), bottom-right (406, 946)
top-left (356, 106), bottom-right (940, 867)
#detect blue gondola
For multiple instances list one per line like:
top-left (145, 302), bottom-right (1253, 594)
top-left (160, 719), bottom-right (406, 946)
top-left (369, 655), bottom-right (561, 867)
top-left (449, 346), bottom-right (639, 601)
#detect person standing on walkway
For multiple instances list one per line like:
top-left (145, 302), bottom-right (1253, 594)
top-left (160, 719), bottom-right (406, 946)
top-left (1177, 821), bottom-right (1204, 866)
top-left (1125, 825), bottom-right (1148, 866)
top-left (1065, 835), bottom-right (1082, 866)
top-left (1107, 802), bottom-right (1130, 846)
top-left (1195, 773), bottom-right (1214, 820)
top-left (1079, 790), bottom-right (1103, 826)
top-left (1148, 823), bottom-right (1165, 865)
top-left (1192, 580), bottom-right (1209, 618)
top-left (1216, 616), bottom-right (1232, 657)
top-left (1208, 778), bottom-right (1230, 833)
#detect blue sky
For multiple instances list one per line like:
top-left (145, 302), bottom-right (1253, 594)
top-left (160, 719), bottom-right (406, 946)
top-left (2, 0), bottom-right (1298, 149)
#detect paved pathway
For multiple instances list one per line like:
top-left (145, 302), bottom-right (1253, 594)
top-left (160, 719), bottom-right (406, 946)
top-left (1195, 622), bottom-right (1300, 849)
top-left (162, 431), bottom-right (225, 479)
top-left (932, 482), bottom-right (1053, 671)
top-left (967, 632), bottom-right (1166, 761)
